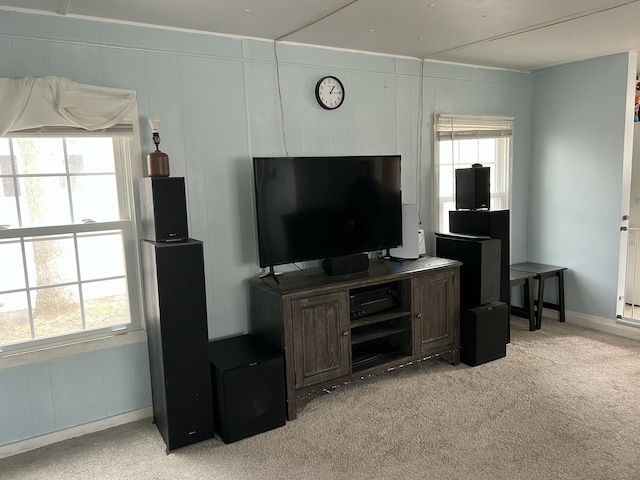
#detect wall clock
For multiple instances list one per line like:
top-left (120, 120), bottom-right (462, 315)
top-left (315, 76), bottom-right (345, 110)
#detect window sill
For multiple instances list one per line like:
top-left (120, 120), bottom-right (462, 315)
top-left (0, 329), bottom-right (147, 370)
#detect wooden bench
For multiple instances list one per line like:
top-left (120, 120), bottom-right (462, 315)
top-left (510, 262), bottom-right (567, 330)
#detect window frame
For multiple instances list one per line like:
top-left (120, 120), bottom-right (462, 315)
top-left (433, 113), bottom-right (514, 233)
top-left (0, 128), bottom-right (145, 361)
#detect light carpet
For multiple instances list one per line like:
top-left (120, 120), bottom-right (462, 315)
top-left (2, 317), bottom-right (640, 480)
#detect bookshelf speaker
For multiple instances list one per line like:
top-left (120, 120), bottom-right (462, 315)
top-left (139, 177), bottom-right (188, 242)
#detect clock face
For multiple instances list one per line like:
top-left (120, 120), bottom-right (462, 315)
top-left (315, 76), bottom-right (345, 110)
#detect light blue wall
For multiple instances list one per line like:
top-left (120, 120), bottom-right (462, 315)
top-left (0, 342), bottom-right (151, 446)
top-left (0, 10), bottom-right (531, 446)
top-left (529, 53), bottom-right (632, 319)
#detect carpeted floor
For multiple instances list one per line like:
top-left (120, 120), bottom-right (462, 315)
top-left (2, 316), bottom-right (640, 480)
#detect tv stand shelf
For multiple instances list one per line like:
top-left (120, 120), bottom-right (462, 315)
top-left (350, 309), bottom-right (410, 328)
top-left (350, 321), bottom-right (408, 345)
top-left (249, 256), bottom-right (461, 420)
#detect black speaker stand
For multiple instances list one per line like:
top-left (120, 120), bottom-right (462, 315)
top-left (381, 249), bottom-right (405, 264)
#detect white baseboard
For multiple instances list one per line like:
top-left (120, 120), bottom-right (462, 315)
top-left (0, 407), bottom-right (153, 459)
top-left (561, 309), bottom-right (640, 341)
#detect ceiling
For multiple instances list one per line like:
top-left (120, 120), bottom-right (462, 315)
top-left (2, 0), bottom-right (640, 72)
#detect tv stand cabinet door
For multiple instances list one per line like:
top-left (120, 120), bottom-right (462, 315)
top-left (291, 291), bottom-right (350, 389)
top-left (413, 269), bottom-right (459, 356)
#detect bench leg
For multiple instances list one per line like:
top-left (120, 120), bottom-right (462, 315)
top-left (535, 276), bottom-right (545, 330)
top-left (558, 271), bottom-right (566, 323)
top-left (525, 278), bottom-right (535, 331)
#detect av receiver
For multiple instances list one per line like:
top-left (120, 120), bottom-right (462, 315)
top-left (350, 283), bottom-right (399, 319)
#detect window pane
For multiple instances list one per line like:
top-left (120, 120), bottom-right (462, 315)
top-left (0, 291), bottom-right (31, 345)
top-left (71, 175), bottom-right (119, 222)
top-left (0, 240), bottom-right (25, 290)
top-left (457, 139), bottom-right (479, 165)
top-left (0, 139), bottom-right (17, 199)
top-left (82, 278), bottom-right (130, 330)
top-left (77, 231), bottom-right (125, 280)
top-left (439, 140), bottom-right (454, 165)
top-left (477, 138), bottom-right (496, 165)
top-left (25, 235), bottom-right (77, 287)
top-left (66, 138), bottom-right (115, 173)
top-left (440, 199), bottom-right (455, 232)
top-left (31, 285), bottom-right (82, 339)
top-left (0, 190), bottom-right (19, 228)
top-left (439, 163), bottom-right (455, 197)
top-left (18, 176), bottom-right (71, 226)
top-left (14, 138), bottom-right (66, 174)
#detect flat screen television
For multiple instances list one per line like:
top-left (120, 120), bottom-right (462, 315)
top-left (253, 155), bottom-right (403, 268)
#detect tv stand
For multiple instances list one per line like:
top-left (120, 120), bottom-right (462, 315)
top-left (249, 256), bottom-right (461, 420)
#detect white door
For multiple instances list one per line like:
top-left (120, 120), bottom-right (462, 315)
top-left (619, 123), bottom-right (640, 320)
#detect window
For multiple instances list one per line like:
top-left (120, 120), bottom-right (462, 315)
top-left (433, 114), bottom-right (513, 233)
top-left (0, 135), bottom-right (141, 354)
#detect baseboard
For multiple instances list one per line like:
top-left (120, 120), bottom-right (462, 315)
top-left (562, 309), bottom-right (640, 341)
top-left (0, 407), bottom-right (153, 459)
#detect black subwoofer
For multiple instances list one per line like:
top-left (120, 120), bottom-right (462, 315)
top-left (139, 177), bottom-right (189, 242)
top-left (460, 302), bottom-right (508, 366)
top-left (208, 334), bottom-right (286, 444)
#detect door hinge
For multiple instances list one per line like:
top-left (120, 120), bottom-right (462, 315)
top-left (621, 226), bottom-right (628, 231)
top-left (617, 314), bottom-right (623, 319)
top-left (623, 215), bottom-right (630, 221)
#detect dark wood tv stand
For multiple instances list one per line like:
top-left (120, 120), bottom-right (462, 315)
top-left (249, 256), bottom-right (461, 420)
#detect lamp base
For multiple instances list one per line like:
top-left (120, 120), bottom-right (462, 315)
top-left (147, 151), bottom-right (170, 177)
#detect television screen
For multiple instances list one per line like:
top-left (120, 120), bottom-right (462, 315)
top-left (252, 155), bottom-right (402, 268)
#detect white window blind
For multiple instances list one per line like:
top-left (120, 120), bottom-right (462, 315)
top-left (0, 76), bottom-right (136, 137)
top-left (435, 114), bottom-right (514, 140)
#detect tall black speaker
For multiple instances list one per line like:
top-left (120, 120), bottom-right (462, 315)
top-left (139, 177), bottom-right (189, 242)
top-left (141, 239), bottom-right (214, 452)
top-left (208, 334), bottom-right (286, 444)
top-left (449, 210), bottom-right (510, 305)
top-left (460, 302), bottom-right (507, 366)
top-left (435, 233), bottom-right (500, 307)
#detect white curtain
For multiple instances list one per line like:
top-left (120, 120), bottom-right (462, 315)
top-left (0, 76), bottom-right (136, 136)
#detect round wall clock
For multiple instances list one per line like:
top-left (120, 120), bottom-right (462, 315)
top-left (315, 76), bottom-right (345, 110)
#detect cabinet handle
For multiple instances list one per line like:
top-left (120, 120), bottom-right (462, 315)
top-left (342, 331), bottom-right (348, 337)
top-left (415, 313), bottom-right (422, 318)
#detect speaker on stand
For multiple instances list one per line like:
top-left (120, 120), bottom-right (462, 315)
top-left (139, 177), bottom-right (188, 242)
top-left (139, 177), bottom-right (214, 453)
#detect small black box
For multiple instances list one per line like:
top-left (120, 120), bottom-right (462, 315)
top-left (139, 177), bottom-right (189, 242)
top-left (455, 165), bottom-right (490, 210)
top-left (208, 334), bottom-right (286, 444)
top-left (322, 253), bottom-right (369, 276)
top-left (460, 302), bottom-right (507, 366)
